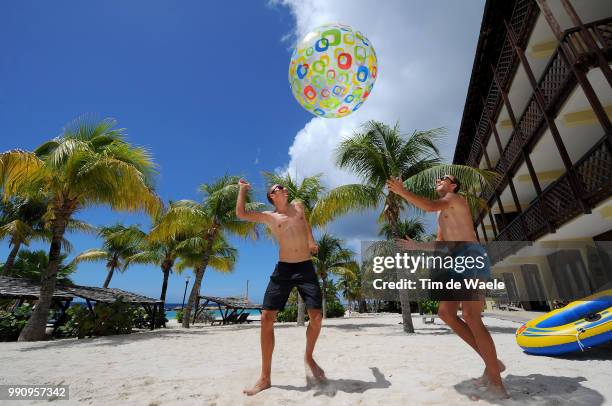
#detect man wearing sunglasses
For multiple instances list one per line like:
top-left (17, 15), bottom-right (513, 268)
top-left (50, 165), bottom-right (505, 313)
top-left (236, 179), bottom-right (324, 396)
top-left (386, 174), bottom-right (508, 399)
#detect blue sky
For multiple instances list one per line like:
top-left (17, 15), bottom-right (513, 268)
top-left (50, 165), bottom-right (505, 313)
top-left (1, 1), bottom-right (484, 303)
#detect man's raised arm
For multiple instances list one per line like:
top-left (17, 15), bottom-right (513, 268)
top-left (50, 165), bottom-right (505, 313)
top-left (236, 179), bottom-right (269, 223)
top-left (386, 177), bottom-right (451, 212)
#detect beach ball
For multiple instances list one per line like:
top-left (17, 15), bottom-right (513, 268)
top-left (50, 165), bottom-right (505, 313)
top-left (288, 23), bottom-right (378, 118)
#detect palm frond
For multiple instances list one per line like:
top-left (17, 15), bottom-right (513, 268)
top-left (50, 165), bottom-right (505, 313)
top-left (0, 150), bottom-right (46, 199)
top-left (311, 184), bottom-right (380, 227)
top-left (70, 249), bottom-right (109, 265)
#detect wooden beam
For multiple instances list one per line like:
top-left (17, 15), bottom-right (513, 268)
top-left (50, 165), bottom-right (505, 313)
top-left (480, 139), bottom-right (508, 228)
top-left (491, 65), bottom-right (520, 131)
top-left (217, 303), bottom-right (224, 324)
top-left (480, 220), bottom-right (489, 242)
top-left (488, 210), bottom-right (499, 237)
top-left (507, 176), bottom-right (523, 214)
top-left (151, 303), bottom-right (156, 330)
top-left (536, 0), bottom-right (612, 138)
top-left (505, 19), bottom-right (590, 214)
top-left (85, 298), bottom-right (95, 316)
top-left (559, 0), bottom-right (612, 87)
top-left (523, 150), bottom-right (556, 234)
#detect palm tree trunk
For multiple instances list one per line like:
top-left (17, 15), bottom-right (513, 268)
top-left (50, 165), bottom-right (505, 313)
top-left (102, 266), bottom-right (115, 288)
top-left (385, 196), bottom-right (415, 333)
top-left (297, 293), bottom-right (306, 326)
top-left (322, 274), bottom-right (328, 319)
top-left (158, 260), bottom-right (173, 327)
top-left (18, 214), bottom-right (69, 341)
top-left (183, 265), bottom-right (206, 328)
top-left (2, 241), bottom-right (21, 275)
top-left (183, 233), bottom-right (213, 328)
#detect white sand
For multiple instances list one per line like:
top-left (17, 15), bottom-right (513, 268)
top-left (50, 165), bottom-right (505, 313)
top-left (1, 314), bottom-right (611, 405)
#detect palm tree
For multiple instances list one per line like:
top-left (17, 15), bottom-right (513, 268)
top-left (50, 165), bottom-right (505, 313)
top-left (124, 203), bottom-right (197, 326)
top-left (9, 249), bottom-right (76, 283)
top-left (174, 234), bottom-right (237, 323)
top-left (0, 197), bottom-right (49, 275)
top-left (149, 175), bottom-right (259, 327)
top-left (71, 224), bottom-right (146, 288)
top-left (1, 197), bottom-right (93, 276)
top-left (378, 218), bottom-right (426, 241)
top-left (0, 116), bottom-right (161, 341)
top-left (338, 261), bottom-right (366, 314)
top-left (312, 234), bottom-right (357, 319)
top-left (324, 120), bottom-right (496, 333)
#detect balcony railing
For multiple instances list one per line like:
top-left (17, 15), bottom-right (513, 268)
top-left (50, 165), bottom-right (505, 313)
top-left (475, 16), bottom-right (612, 222)
top-left (466, 0), bottom-right (537, 167)
top-left (470, 16), bottom-right (612, 171)
top-left (489, 135), bottom-right (611, 263)
top-left (563, 18), bottom-right (612, 67)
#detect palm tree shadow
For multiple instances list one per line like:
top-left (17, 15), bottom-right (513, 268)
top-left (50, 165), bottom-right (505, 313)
top-left (454, 374), bottom-right (605, 405)
top-left (274, 367), bottom-right (391, 397)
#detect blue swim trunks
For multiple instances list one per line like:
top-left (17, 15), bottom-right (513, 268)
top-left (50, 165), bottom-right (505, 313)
top-left (450, 243), bottom-right (491, 281)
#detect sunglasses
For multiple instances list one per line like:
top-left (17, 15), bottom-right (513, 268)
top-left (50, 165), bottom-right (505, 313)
top-left (270, 185), bottom-right (285, 195)
top-left (436, 175), bottom-right (456, 184)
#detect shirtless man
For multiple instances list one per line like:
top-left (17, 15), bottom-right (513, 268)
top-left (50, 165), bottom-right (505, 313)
top-left (386, 174), bottom-right (508, 399)
top-left (236, 179), bottom-right (326, 396)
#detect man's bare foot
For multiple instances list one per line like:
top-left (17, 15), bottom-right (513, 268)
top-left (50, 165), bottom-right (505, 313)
top-left (243, 377), bottom-right (271, 396)
top-left (305, 357), bottom-right (326, 384)
top-left (484, 382), bottom-right (510, 399)
top-left (473, 359), bottom-right (506, 387)
top-left (468, 382), bottom-right (510, 401)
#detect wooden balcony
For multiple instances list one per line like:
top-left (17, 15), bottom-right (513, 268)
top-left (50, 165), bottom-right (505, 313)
top-left (492, 17), bottom-right (612, 191)
top-left (489, 135), bottom-right (612, 264)
top-left (466, 0), bottom-right (537, 168)
top-left (474, 16), bottom-right (612, 236)
top-left (469, 16), bottom-right (612, 173)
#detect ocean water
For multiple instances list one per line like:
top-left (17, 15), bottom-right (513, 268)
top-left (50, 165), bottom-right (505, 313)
top-left (163, 305), bottom-right (260, 320)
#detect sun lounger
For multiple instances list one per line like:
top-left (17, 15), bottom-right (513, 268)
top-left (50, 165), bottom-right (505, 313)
top-left (236, 312), bottom-right (250, 324)
top-left (211, 312), bottom-right (239, 325)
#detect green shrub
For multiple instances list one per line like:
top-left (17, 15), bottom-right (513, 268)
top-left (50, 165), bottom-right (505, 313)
top-left (276, 301), bottom-right (345, 321)
top-left (0, 303), bottom-right (32, 341)
top-left (325, 300), bottom-right (345, 318)
top-left (195, 310), bottom-right (215, 324)
top-left (277, 306), bottom-right (299, 322)
top-left (132, 306), bottom-right (151, 329)
top-left (419, 300), bottom-right (439, 315)
top-left (57, 299), bottom-right (135, 338)
top-left (176, 309), bottom-right (215, 324)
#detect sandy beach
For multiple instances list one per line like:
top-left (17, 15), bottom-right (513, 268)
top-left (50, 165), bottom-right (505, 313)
top-left (2, 313), bottom-right (611, 405)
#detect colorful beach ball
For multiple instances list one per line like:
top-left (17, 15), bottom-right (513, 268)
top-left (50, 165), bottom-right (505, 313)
top-left (288, 23), bottom-right (378, 118)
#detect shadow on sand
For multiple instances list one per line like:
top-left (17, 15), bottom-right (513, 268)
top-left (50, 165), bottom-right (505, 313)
top-left (274, 367), bottom-right (391, 397)
top-left (414, 325), bottom-right (519, 335)
top-left (454, 374), bottom-right (605, 405)
top-left (550, 342), bottom-right (612, 361)
top-left (322, 323), bottom-right (390, 331)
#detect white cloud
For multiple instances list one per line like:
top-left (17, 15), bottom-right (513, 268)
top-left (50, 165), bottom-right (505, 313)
top-left (273, 0), bottom-right (485, 240)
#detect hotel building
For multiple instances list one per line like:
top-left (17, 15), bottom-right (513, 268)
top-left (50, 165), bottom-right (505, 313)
top-left (453, 0), bottom-right (612, 310)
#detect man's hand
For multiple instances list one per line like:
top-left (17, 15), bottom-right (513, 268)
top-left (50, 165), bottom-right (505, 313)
top-left (309, 241), bottom-right (319, 255)
top-left (386, 177), bottom-right (406, 196)
top-left (238, 178), bottom-right (251, 191)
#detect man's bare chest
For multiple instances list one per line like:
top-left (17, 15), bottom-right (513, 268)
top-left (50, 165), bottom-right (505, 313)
top-left (271, 213), bottom-right (303, 232)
